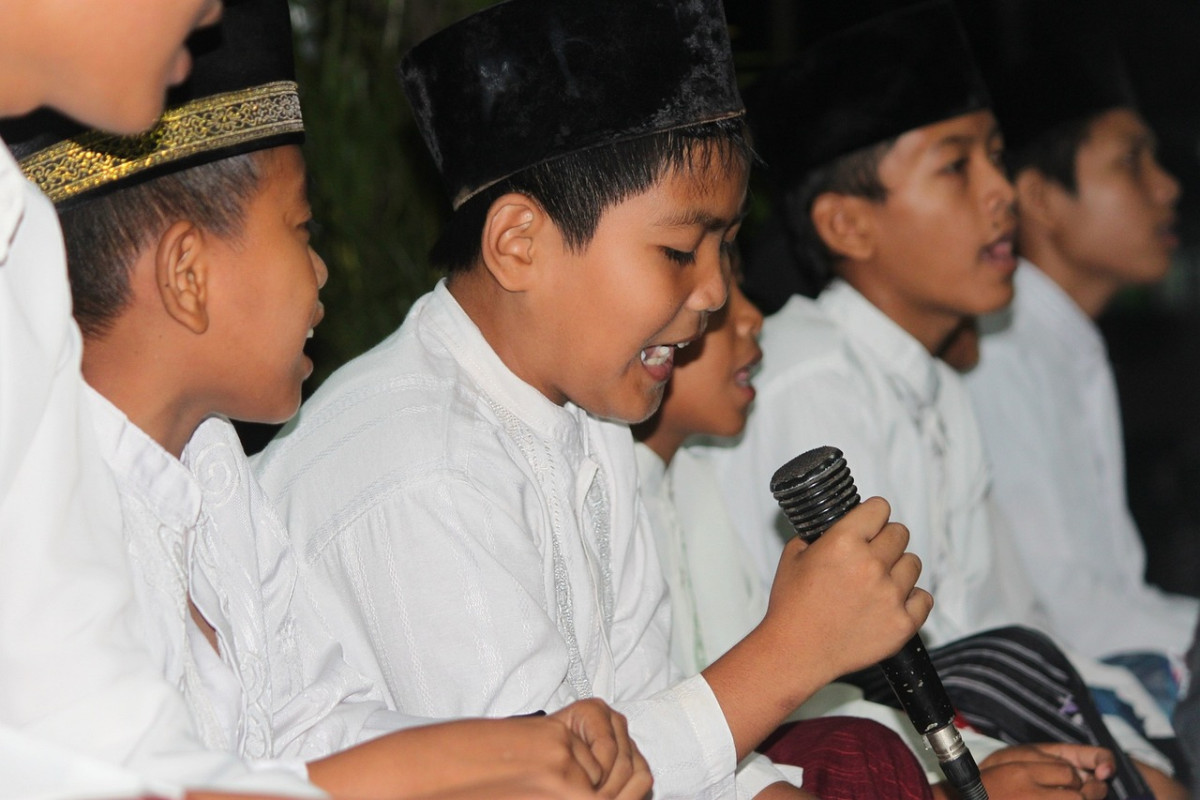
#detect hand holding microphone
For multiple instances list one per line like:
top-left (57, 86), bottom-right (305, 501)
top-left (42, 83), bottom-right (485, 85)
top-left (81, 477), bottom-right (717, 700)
top-left (770, 446), bottom-right (988, 799)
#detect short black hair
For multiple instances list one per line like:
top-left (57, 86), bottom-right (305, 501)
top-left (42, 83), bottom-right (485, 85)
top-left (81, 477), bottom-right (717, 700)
top-left (1004, 115), bottom-right (1094, 195)
top-left (430, 116), bottom-right (753, 273)
top-left (779, 138), bottom-right (894, 294)
top-left (59, 152), bottom-right (264, 337)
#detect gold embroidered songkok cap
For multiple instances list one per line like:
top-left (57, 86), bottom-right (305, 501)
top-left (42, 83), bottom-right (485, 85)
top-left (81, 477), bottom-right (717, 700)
top-left (1, 0), bottom-right (303, 207)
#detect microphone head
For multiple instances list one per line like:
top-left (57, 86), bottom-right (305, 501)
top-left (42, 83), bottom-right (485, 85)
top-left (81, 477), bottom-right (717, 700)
top-left (771, 446), bottom-right (861, 542)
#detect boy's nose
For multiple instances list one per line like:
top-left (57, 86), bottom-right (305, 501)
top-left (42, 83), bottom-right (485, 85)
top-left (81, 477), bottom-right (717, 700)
top-left (689, 252), bottom-right (729, 314)
top-left (985, 165), bottom-right (1016, 222)
top-left (1153, 160), bottom-right (1181, 208)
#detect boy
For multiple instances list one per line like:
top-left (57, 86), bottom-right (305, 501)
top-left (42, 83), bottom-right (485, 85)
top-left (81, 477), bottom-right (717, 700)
top-left (0, 1), bottom-right (239, 795)
top-left (5, 2), bottom-right (645, 799)
top-left (711, 2), bottom-right (1187, 798)
top-left (255, 1), bottom-right (931, 797)
top-left (959, 0), bottom-right (1197, 710)
top-left (635, 268), bottom-right (1139, 799)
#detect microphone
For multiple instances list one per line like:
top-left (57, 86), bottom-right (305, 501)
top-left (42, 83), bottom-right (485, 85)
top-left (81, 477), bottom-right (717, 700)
top-left (771, 446), bottom-right (988, 800)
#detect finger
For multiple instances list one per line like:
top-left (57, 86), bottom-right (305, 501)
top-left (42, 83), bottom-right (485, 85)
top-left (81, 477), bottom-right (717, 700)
top-left (889, 550), bottom-right (923, 590)
top-left (904, 586), bottom-right (933, 625)
top-left (1042, 744), bottom-right (1115, 777)
top-left (867, 520), bottom-right (912, 565)
top-left (614, 747), bottom-right (654, 800)
top-left (566, 730), bottom-right (604, 788)
top-left (596, 715), bottom-right (634, 797)
top-left (821, 497), bottom-right (892, 548)
top-left (1027, 761), bottom-right (1084, 789)
top-left (1079, 776), bottom-right (1110, 800)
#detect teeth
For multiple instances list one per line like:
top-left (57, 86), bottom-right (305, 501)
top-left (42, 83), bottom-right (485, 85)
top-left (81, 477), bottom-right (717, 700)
top-left (307, 329), bottom-right (315, 339)
top-left (675, 341), bottom-right (690, 350)
top-left (640, 344), bottom-right (673, 367)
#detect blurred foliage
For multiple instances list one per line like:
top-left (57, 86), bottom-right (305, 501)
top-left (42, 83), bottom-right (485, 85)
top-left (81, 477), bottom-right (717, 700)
top-left (290, 0), bottom-right (493, 388)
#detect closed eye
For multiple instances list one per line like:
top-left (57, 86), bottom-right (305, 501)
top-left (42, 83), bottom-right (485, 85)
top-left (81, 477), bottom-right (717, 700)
top-left (942, 157), bottom-right (969, 175)
top-left (662, 247), bottom-right (696, 266)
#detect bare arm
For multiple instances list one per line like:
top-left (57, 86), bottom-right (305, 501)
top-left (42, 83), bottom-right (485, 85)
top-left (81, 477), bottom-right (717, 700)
top-left (702, 497), bottom-right (931, 759)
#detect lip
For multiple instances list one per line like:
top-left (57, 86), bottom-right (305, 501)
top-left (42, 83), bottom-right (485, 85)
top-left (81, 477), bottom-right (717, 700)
top-left (639, 322), bottom-right (706, 383)
top-left (980, 228), bottom-right (1017, 273)
top-left (307, 301), bottom-right (325, 338)
top-left (1158, 217), bottom-right (1180, 249)
top-left (734, 348), bottom-right (763, 395)
top-left (168, 49), bottom-right (193, 87)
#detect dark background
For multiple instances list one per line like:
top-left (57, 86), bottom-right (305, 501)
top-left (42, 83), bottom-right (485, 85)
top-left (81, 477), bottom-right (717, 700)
top-left (279, 0), bottom-right (1200, 597)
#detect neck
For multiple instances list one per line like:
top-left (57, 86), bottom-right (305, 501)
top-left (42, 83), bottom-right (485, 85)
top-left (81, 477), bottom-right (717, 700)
top-left (447, 269), bottom-right (567, 406)
top-left (1020, 241), bottom-right (1117, 320)
top-left (632, 415), bottom-right (683, 466)
top-left (83, 335), bottom-right (204, 459)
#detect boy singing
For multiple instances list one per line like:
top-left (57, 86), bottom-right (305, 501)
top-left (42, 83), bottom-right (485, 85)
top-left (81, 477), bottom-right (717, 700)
top-left (257, 1), bottom-right (931, 797)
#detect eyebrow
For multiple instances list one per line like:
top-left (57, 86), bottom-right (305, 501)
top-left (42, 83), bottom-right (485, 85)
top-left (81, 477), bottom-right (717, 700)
top-left (1125, 130), bottom-right (1158, 151)
top-left (935, 124), bottom-right (1003, 151)
top-left (655, 203), bottom-right (749, 232)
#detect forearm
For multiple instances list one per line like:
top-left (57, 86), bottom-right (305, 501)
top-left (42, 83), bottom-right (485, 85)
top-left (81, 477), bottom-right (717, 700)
top-left (752, 782), bottom-right (818, 800)
top-left (701, 623), bottom-right (830, 760)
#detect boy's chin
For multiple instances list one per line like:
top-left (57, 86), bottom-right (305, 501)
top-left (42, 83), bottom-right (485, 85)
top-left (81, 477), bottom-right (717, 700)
top-left (591, 388), bottom-right (667, 426)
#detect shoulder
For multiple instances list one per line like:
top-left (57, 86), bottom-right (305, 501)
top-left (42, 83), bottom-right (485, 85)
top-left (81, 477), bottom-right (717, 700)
top-left (255, 305), bottom-right (532, 539)
top-left (754, 295), bottom-right (878, 408)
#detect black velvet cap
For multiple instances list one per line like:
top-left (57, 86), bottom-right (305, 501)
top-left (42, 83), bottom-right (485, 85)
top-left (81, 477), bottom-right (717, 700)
top-left (747, 0), bottom-right (991, 191)
top-left (0, 0), bottom-right (303, 207)
top-left (399, 0), bottom-right (744, 209)
top-left (955, 0), bottom-right (1137, 155)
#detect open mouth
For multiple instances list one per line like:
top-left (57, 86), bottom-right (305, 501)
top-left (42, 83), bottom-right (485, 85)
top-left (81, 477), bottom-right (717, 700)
top-left (640, 344), bottom-right (676, 368)
top-left (307, 301), bottom-right (325, 340)
top-left (981, 230), bottom-right (1016, 268)
top-left (734, 351), bottom-right (763, 389)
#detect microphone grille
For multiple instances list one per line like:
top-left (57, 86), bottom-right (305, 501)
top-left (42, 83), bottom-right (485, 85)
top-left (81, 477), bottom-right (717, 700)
top-left (770, 446), bottom-right (861, 542)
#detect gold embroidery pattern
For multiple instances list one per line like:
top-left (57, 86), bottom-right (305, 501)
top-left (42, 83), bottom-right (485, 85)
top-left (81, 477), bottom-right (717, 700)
top-left (20, 81), bottom-right (303, 204)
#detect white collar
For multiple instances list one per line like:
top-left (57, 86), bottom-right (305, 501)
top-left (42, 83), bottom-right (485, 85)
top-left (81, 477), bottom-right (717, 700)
top-left (424, 279), bottom-right (588, 440)
top-left (818, 278), bottom-right (942, 408)
top-left (0, 138), bottom-right (28, 266)
top-left (1015, 258), bottom-right (1106, 361)
top-left (87, 386), bottom-right (204, 533)
top-left (634, 441), bottom-right (668, 497)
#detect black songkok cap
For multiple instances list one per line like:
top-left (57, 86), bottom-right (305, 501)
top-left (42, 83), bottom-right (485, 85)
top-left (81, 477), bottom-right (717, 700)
top-left (747, 0), bottom-right (991, 192)
top-left (1, 0), bottom-right (303, 207)
top-left (955, 0), bottom-right (1137, 155)
top-left (399, 0), bottom-right (744, 209)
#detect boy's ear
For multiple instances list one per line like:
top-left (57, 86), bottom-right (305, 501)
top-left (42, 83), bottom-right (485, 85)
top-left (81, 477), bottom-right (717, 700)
top-left (479, 193), bottom-right (545, 292)
top-left (155, 220), bottom-right (209, 334)
top-left (810, 192), bottom-right (876, 262)
top-left (1013, 168), bottom-right (1061, 232)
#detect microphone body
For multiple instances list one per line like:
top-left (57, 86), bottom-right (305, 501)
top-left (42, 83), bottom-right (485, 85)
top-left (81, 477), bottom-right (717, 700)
top-left (771, 446), bottom-right (988, 799)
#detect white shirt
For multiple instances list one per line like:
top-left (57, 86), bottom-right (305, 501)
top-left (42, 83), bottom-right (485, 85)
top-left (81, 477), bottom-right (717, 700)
top-left (709, 279), bottom-right (1035, 647)
top-left (968, 261), bottom-right (1199, 660)
top-left (89, 389), bottom-right (413, 782)
top-left (0, 137), bottom-right (308, 798)
top-left (634, 443), bottom-right (769, 676)
top-left (256, 281), bottom-right (767, 799)
top-left (707, 278), bottom-right (1176, 770)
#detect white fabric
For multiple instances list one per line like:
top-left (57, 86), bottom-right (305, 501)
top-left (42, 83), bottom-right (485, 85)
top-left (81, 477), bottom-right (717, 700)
top-left (707, 277), bottom-right (1174, 772)
top-left (634, 444), bottom-right (769, 675)
top-left (89, 388), bottom-right (424, 779)
top-left (255, 281), bottom-right (750, 799)
top-left (635, 444), bottom-right (802, 794)
top-left (0, 723), bottom-right (149, 800)
top-left (709, 279), bottom-right (1037, 647)
top-left (968, 261), bottom-right (1199, 660)
top-left (0, 137), bottom-right (315, 798)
